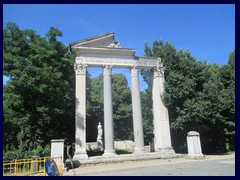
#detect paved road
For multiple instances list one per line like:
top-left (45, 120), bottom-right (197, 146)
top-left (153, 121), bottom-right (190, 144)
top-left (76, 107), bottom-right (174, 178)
top-left (78, 158), bottom-right (235, 176)
top-left (64, 153), bottom-right (235, 176)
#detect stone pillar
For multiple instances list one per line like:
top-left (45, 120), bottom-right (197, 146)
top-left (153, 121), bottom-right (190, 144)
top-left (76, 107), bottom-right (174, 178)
top-left (131, 66), bottom-right (145, 153)
top-left (103, 65), bottom-right (116, 156)
top-left (51, 139), bottom-right (64, 170)
top-left (73, 63), bottom-right (88, 159)
top-left (187, 131), bottom-right (203, 157)
top-left (152, 65), bottom-right (175, 154)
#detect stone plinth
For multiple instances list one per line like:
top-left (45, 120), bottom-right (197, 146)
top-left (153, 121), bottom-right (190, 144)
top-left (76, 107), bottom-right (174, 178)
top-left (51, 139), bottom-right (64, 169)
top-left (187, 131), bottom-right (203, 157)
top-left (114, 140), bottom-right (135, 151)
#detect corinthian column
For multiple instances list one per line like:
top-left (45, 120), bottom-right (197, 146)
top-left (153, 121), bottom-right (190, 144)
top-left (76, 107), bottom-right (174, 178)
top-left (131, 66), bottom-right (145, 153)
top-left (103, 65), bottom-right (116, 156)
top-left (73, 63), bottom-right (88, 160)
top-left (152, 64), bottom-right (175, 154)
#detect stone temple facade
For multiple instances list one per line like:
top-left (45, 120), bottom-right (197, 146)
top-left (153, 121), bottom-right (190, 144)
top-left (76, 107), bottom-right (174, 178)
top-left (69, 32), bottom-right (175, 160)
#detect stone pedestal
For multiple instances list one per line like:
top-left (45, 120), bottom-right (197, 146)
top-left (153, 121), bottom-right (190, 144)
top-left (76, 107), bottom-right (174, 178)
top-left (51, 139), bottom-right (64, 169)
top-left (131, 67), bottom-right (145, 154)
top-left (152, 66), bottom-right (175, 154)
top-left (103, 65), bottom-right (116, 156)
top-left (187, 131), bottom-right (203, 157)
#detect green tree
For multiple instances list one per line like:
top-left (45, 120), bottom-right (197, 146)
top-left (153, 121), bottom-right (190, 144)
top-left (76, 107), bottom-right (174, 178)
top-left (86, 73), bottom-right (133, 142)
top-left (112, 74), bottom-right (133, 140)
top-left (218, 50), bottom-right (235, 151)
top-left (141, 88), bottom-right (153, 145)
top-left (3, 22), bottom-right (75, 157)
top-left (143, 40), bottom-right (235, 153)
top-left (86, 71), bottom-right (103, 142)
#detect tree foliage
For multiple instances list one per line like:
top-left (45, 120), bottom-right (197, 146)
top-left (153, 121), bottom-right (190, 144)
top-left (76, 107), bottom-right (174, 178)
top-left (141, 88), bottom-right (154, 145)
top-left (3, 22), bottom-right (75, 157)
top-left (86, 73), bottom-right (133, 142)
top-left (142, 40), bottom-right (235, 153)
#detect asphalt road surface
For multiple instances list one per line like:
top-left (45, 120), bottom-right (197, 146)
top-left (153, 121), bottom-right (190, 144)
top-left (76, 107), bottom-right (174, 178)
top-left (73, 158), bottom-right (235, 176)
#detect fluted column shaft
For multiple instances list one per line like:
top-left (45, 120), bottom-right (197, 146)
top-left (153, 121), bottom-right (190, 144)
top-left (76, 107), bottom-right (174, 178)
top-left (131, 66), bottom-right (145, 153)
top-left (103, 65), bottom-right (116, 156)
top-left (73, 63), bottom-right (88, 159)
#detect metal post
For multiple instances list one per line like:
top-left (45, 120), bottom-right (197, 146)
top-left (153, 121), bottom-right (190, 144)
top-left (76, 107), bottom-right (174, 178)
top-left (43, 157), bottom-right (46, 176)
top-left (14, 160), bottom-right (17, 176)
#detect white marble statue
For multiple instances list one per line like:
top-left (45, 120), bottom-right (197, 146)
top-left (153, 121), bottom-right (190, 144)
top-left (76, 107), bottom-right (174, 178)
top-left (97, 122), bottom-right (103, 151)
top-left (97, 122), bottom-right (103, 139)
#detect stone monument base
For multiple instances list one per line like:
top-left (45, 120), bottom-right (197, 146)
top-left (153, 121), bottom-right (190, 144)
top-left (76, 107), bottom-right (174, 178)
top-left (156, 147), bottom-right (176, 155)
top-left (103, 150), bottom-right (117, 157)
top-left (73, 150), bottom-right (88, 160)
top-left (133, 147), bottom-right (145, 154)
top-left (188, 153), bottom-right (204, 158)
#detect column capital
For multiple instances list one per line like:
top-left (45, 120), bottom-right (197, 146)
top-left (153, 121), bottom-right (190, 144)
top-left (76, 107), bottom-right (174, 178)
top-left (130, 66), bottom-right (139, 77)
top-left (103, 65), bottom-right (113, 76)
top-left (74, 63), bottom-right (88, 75)
top-left (152, 66), bottom-right (166, 78)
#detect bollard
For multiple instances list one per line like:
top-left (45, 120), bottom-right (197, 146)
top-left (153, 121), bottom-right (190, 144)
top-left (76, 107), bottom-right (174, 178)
top-left (31, 155), bottom-right (40, 173)
top-left (149, 138), bottom-right (155, 152)
top-left (187, 131), bottom-right (203, 158)
top-left (51, 139), bottom-right (64, 173)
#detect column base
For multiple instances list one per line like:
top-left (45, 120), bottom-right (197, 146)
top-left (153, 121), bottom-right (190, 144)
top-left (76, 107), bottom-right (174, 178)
top-left (73, 150), bottom-right (88, 160)
top-left (133, 147), bottom-right (145, 154)
top-left (188, 153), bottom-right (204, 158)
top-left (103, 149), bottom-right (117, 157)
top-left (155, 146), bottom-right (176, 155)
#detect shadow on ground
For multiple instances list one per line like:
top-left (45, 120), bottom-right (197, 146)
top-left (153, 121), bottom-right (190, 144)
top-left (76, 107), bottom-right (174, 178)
top-left (65, 160), bottom-right (81, 171)
top-left (204, 151), bottom-right (235, 155)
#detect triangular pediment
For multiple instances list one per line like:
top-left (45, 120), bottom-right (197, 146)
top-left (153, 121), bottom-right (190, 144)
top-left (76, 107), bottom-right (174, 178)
top-left (70, 32), bottom-right (117, 48)
top-left (70, 32), bottom-right (136, 58)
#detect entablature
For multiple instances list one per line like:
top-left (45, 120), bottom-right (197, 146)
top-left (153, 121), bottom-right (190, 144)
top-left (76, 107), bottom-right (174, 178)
top-left (75, 56), bottom-right (162, 69)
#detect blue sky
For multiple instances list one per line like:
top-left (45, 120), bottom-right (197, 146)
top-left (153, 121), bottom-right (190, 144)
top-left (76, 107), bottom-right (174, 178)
top-left (3, 4), bottom-right (235, 90)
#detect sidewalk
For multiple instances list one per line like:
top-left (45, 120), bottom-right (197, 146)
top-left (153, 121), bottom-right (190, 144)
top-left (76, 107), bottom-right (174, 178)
top-left (63, 152), bottom-right (235, 176)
